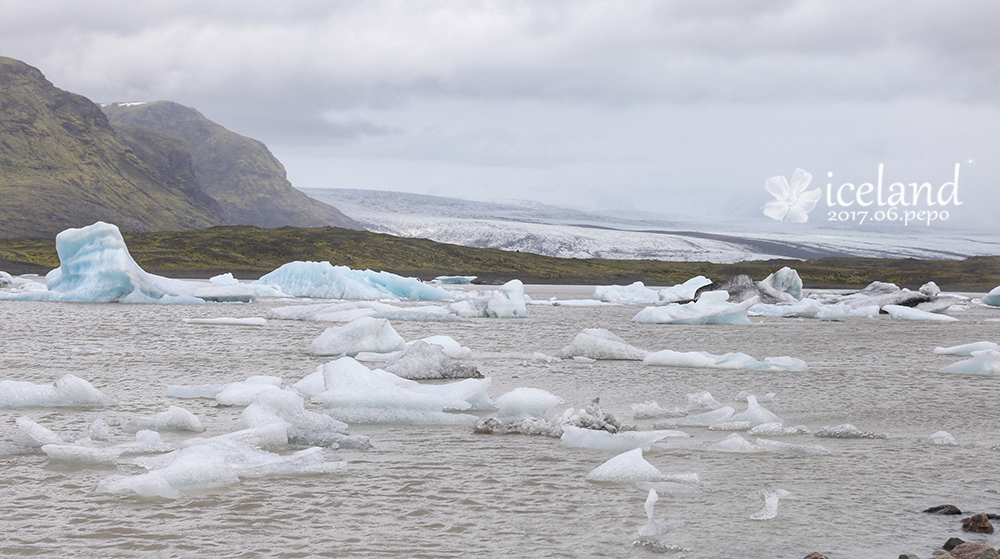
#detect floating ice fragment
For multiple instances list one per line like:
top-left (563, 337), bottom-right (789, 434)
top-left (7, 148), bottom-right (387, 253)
top-left (750, 485), bottom-right (790, 520)
top-left (632, 291), bottom-right (757, 325)
top-left (89, 419), bottom-right (111, 441)
top-left (884, 305), bottom-right (958, 321)
top-left (687, 391), bottom-right (721, 410)
top-left (631, 401), bottom-right (686, 420)
top-left (637, 489), bottom-right (683, 536)
top-left (448, 280), bottom-right (527, 318)
top-left (585, 448), bottom-right (665, 484)
top-left (430, 275), bottom-right (476, 284)
top-left (924, 431), bottom-right (957, 445)
top-left (756, 438), bottom-right (830, 455)
top-left (267, 301), bottom-right (377, 323)
top-left (13, 416), bottom-right (64, 448)
top-left (236, 388), bottom-right (371, 449)
top-left (0, 374), bottom-right (114, 407)
top-left (496, 387), bottom-right (564, 419)
top-left (728, 396), bottom-right (782, 427)
top-left (939, 349), bottom-right (1000, 375)
top-left (735, 391), bottom-right (776, 403)
top-left (705, 433), bottom-right (763, 453)
top-left (934, 342), bottom-right (999, 355)
top-left (814, 424), bottom-right (888, 439)
top-left (560, 425), bottom-right (688, 452)
top-left (123, 406), bottom-right (205, 433)
top-left (308, 317), bottom-right (408, 357)
top-left (42, 444), bottom-right (122, 465)
top-left (593, 281), bottom-right (660, 304)
top-left (708, 421), bottom-right (752, 431)
top-left (644, 350), bottom-right (806, 371)
top-left (981, 286), bottom-right (1000, 307)
top-left (215, 376), bottom-right (284, 406)
top-left (382, 341), bottom-right (481, 380)
top-left (183, 317), bottom-right (267, 326)
top-left (557, 328), bottom-right (648, 360)
top-left (920, 281), bottom-right (941, 297)
top-left (416, 335), bottom-right (473, 359)
top-left (748, 422), bottom-right (809, 436)
top-left (672, 407), bottom-right (735, 427)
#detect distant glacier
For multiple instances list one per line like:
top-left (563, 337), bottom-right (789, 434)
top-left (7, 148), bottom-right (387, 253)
top-left (303, 188), bottom-right (1000, 263)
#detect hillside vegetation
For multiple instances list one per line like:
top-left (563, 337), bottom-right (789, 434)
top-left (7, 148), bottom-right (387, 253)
top-left (1, 225), bottom-right (997, 291)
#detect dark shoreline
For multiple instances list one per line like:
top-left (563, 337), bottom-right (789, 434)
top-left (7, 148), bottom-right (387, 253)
top-left (1, 225), bottom-right (998, 292)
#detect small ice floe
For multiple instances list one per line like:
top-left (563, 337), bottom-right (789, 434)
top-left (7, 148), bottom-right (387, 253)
top-left (631, 401), bottom-right (687, 420)
top-left (728, 396), bottom-right (782, 427)
top-left (585, 448), bottom-right (666, 484)
top-left (883, 304), bottom-right (958, 322)
top-left (167, 375), bottom-right (283, 406)
top-left (71, 345), bottom-right (103, 355)
top-left (183, 317), bottom-right (267, 326)
top-left (415, 335), bottom-right (472, 359)
top-left (632, 291), bottom-right (757, 325)
top-left (644, 350), bottom-right (807, 371)
top-left (474, 397), bottom-right (624, 437)
top-left (560, 425), bottom-right (688, 452)
top-left (939, 350), bottom-right (1000, 375)
top-left (708, 421), bottom-right (752, 432)
top-left (814, 424), bottom-right (888, 439)
top-left (981, 285), bottom-right (1000, 307)
top-left (0, 374), bottom-right (115, 407)
top-left (41, 444), bottom-right (123, 466)
top-left (495, 387), bottom-right (563, 419)
top-left (735, 391), bottom-right (775, 403)
top-left (236, 388), bottom-right (371, 449)
top-left (670, 407), bottom-right (735, 427)
top-left (748, 422), bottom-right (810, 436)
top-left (381, 341), bottom-right (481, 380)
top-left (309, 357), bottom-right (491, 425)
top-left (756, 438), bottom-right (830, 455)
top-left (556, 328), bottom-right (648, 360)
top-left (12, 416), bottom-right (64, 449)
top-left (934, 342), bottom-right (999, 356)
top-left (596, 278), bottom-right (713, 305)
top-left (687, 391), bottom-right (722, 410)
top-left (704, 433), bottom-right (764, 453)
top-left (123, 406), bottom-right (205, 434)
top-left (308, 316), bottom-right (408, 357)
top-left (750, 485), bottom-right (790, 520)
top-left (923, 431), bottom-right (957, 445)
top-left (448, 280), bottom-right (527, 318)
top-left (89, 419), bottom-right (111, 441)
top-left (267, 301), bottom-right (377, 323)
top-left (637, 488), bottom-right (684, 536)
top-left (749, 299), bottom-right (879, 319)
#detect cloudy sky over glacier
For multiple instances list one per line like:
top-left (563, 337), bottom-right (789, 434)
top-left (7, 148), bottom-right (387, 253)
top-left (2, 0), bottom-right (997, 230)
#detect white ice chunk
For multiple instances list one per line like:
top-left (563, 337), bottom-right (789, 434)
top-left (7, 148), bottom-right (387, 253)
top-left (814, 424), bottom-right (888, 439)
top-left (705, 433), bottom-right (763, 453)
top-left (557, 328), bottom-right (648, 360)
top-left (637, 489), bottom-right (681, 536)
top-left (123, 406), bottom-right (205, 433)
top-left (924, 431), bottom-right (957, 445)
top-left (658, 276), bottom-right (714, 303)
top-left (214, 376), bottom-right (284, 406)
top-left (382, 341), bottom-right (481, 379)
top-left (89, 419), bottom-right (111, 441)
top-left (209, 273), bottom-right (239, 285)
top-left (560, 425), bottom-right (688, 452)
top-left (750, 485), bottom-right (790, 520)
top-left (13, 416), bottom-right (64, 448)
top-left (42, 444), bottom-right (122, 465)
top-left (430, 275), bottom-right (476, 284)
top-left (728, 396), bottom-right (781, 427)
top-left (884, 304), bottom-right (958, 321)
top-left (495, 387), bottom-right (564, 419)
top-left (644, 350), bottom-right (806, 371)
top-left (748, 423), bottom-right (809, 436)
top-left (934, 342), bottom-right (999, 355)
top-left (759, 267), bottom-right (803, 301)
top-left (585, 448), bottom-right (665, 484)
top-left (593, 281), bottom-right (660, 304)
top-left (253, 260), bottom-right (453, 301)
top-left (686, 391), bottom-right (721, 411)
top-left (631, 401), bottom-right (687, 420)
top-left (415, 335), bottom-right (473, 359)
top-left (0, 374), bottom-right (114, 407)
top-left (235, 388), bottom-right (370, 449)
top-left (266, 301), bottom-right (377, 323)
top-left (756, 438), bottom-right (830, 455)
top-left (920, 281), bottom-right (941, 297)
top-left (308, 317), bottom-right (407, 357)
top-left (749, 299), bottom-right (878, 319)
top-left (632, 291), bottom-right (757, 325)
top-left (672, 407), bottom-right (735, 427)
top-left (448, 280), bottom-right (527, 318)
top-left (939, 349), bottom-right (1000, 375)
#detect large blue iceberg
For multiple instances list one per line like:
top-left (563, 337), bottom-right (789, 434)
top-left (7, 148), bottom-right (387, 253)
top-left (253, 261), bottom-right (453, 301)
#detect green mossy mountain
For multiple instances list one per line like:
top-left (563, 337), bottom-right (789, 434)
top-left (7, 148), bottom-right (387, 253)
top-left (0, 56), bottom-right (228, 238)
top-left (101, 100), bottom-right (358, 229)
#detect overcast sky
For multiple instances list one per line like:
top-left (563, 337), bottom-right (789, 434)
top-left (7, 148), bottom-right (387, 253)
top-left (2, 1), bottom-right (998, 232)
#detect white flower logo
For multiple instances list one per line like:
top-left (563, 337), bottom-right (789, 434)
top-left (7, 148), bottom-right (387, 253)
top-left (762, 168), bottom-right (821, 223)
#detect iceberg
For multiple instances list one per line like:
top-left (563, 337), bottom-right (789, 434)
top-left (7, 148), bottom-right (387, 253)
top-left (0, 222), bottom-right (263, 303)
top-left (749, 299), bottom-right (879, 319)
top-left (557, 328), bottom-right (649, 360)
top-left (253, 260), bottom-right (453, 301)
top-left (883, 305), bottom-right (958, 321)
top-left (308, 317), bottom-right (408, 357)
top-left (585, 448), bottom-right (665, 484)
top-left (0, 374), bottom-right (114, 407)
top-left (123, 406), bottom-right (205, 434)
top-left (560, 425), bottom-right (688, 452)
top-left (448, 280), bottom-right (527, 318)
top-left (982, 286), bottom-right (1000, 307)
top-left (632, 291), bottom-right (757, 325)
top-left (939, 349), bottom-right (1000, 375)
top-left (644, 350), bottom-right (807, 372)
top-left (759, 267), bottom-right (803, 301)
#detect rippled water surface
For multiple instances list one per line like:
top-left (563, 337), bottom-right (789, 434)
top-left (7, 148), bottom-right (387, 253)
top-left (3, 285), bottom-right (1000, 558)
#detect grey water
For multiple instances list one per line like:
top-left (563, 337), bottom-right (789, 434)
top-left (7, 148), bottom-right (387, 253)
top-left (2, 285), bottom-right (1000, 558)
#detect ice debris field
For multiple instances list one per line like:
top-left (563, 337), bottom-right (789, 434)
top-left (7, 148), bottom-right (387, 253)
top-left (3, 221), bottom-right (1000, 553)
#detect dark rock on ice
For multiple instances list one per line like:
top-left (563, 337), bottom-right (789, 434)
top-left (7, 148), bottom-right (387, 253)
top-left (381, 341), bottom-right (482, 380)
top-left (472, 398), bottom-right (629, 437)
top-left (963, 513), bottom-right (995, 533)
top-left (925, 505), bottom-right (963, 515)
top-left (695, 274), bottom-right (788, 304)
top-left (898, 554), bottom-right (920, 559)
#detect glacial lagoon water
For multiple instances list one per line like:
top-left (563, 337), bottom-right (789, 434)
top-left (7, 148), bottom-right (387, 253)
top-left (3, 284), bottom-right (1000, 558)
